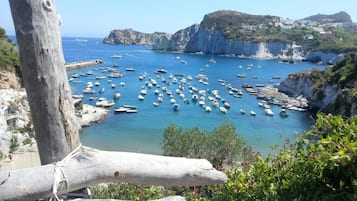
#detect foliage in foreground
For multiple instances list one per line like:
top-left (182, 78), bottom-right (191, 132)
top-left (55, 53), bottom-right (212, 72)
top-left (91, 114), bottom-right (357, 200)
top-left (0, 27), bottom-right (19, 71)
top-left (162, 123), bottom-right (252, 170)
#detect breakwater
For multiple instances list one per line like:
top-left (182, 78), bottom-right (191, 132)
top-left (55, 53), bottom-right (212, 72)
top-left (65, 59), bottom-right (103, 70)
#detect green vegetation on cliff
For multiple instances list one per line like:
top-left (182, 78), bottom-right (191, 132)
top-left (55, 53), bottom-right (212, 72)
top-left (0, 28), bottom-right (19, 71)
top-left (201, 10), bottom-right (357, 53)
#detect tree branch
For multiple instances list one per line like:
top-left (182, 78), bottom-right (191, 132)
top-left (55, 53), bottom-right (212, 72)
top-left (0, 147), bottom-right (227, 201)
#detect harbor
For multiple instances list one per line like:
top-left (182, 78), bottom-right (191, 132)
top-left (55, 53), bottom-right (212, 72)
top-left (63, 38), bottom-right (320, 155)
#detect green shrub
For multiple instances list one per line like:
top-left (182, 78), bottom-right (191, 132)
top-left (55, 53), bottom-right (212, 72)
top-left (22, 137), bottom-right (32, 145)
top-left (9, 136), bottom-right (19, 153)
top-left (162, 123), bottom-right (252, 170)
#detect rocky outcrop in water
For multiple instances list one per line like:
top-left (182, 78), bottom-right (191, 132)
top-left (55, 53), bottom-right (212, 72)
top-left (103, 29), bottom-right (169, 45)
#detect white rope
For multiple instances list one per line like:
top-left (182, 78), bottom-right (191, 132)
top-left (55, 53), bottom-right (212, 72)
top-left (49, 144), bottom-right (82, 201)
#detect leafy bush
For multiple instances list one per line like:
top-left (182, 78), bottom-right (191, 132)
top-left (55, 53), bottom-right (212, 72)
top-left (162, 123), bottom-right (252, 169)
top-left (0, 27), bottom-right (19, 71)
top-left (90, 183), bottom-right (166, 201)
top-left (210, 114), bottom-right (357, 201)
top-left (9, 136), bottom-right (19, 153)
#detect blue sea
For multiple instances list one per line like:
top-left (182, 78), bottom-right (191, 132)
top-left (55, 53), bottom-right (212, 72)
top-left (63, 37), bottom-right (323, 156)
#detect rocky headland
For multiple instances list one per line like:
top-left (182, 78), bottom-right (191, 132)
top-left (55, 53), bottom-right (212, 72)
top-left (104, 10), bottom-right (357, 64)
top-left (278, 53), bottom-right (357, 117)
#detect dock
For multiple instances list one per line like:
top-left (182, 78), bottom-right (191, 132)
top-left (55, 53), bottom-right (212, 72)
top-left (65, 59), bottom-right (103, 70)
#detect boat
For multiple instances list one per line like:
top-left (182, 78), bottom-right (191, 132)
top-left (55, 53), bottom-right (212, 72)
top-left (125, 67), bottom-right (135, 72)
top-left (155, 68), bottom-right (167, 74)
top-left (173, 103), bottom-right (180, 111)
top-left (209, 57), bottom-right (216, 64)
top-left (153, 102), bottom-right (159, 107)
top-left (99, 88), bottom-right (105, 93)
top-left (272, 75), bottom-right (281, 79)
top-left (114, 107), bottom-right (128, 113)
top-left (83, 87), bottom-right (95, 94)
top-left (122, 105), bottom-right (137, 109)
top-left (250, 111), bottom-right (256, 116)
top-left (138, 95), bottom-right (145, 100)
top-left (219, 106), bottom-right (228, 114)
top-left (126, 109), bottom-right (138, 113)
top-left (113, 92), bottom-right (121, 99)
top-left (280, 109), bottom-right (289, 117)
top-left (95, 76), bottom-right (106, 80)
top-left (240, 109), bottom-right (246, 114)
top-left (111, 54), bottom-right (122, 59)
top-left (111, 84), bottom-right (116, 88)
top-left (120, 82), bottom-right (125, 86)
top-left (96, 99), bottom-right (115, 108)
top-left (265, 108), bottom-right (274, 116)
top-left (205, 106), bottom-right (212, 112)
top-left (72, 94), bottom-right (83, 99)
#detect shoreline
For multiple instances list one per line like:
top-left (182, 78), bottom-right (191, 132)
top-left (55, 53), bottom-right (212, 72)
top-left (65, 59), bottom-right (103, 71)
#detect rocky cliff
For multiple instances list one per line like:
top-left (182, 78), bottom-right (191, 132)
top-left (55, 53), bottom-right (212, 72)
top-left (104, 10), bottom-right (356, 63)
top-left (103, 29), bottom-right (169, 45)
top-left (278, 53), bottom-right (357, 116)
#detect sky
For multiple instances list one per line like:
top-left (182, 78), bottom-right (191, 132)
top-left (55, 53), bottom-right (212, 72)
top-left (1, 0), bottom-right (357, 38)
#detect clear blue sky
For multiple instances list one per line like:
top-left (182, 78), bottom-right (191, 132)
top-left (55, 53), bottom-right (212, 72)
top-left (1, 0), bottom-right (357, 38)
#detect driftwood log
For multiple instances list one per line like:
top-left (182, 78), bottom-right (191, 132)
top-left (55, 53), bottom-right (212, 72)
top-left (5, 0), bottom-right (228, 201)
top-left (0, 147), bottom-right (227, 201)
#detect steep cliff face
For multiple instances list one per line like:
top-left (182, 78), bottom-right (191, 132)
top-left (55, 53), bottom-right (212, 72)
top-left (103, 29), bottom-right (168, 45)
top-left (152, 24), bottom-right (200, 51)
top-left (279, 77), bottom-right (356, 116)
top-left (278, 54), bottom-right (357, 117)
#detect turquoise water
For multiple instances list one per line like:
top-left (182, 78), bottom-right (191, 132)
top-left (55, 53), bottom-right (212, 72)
top-left (64, 37), bottom-right (322, 155)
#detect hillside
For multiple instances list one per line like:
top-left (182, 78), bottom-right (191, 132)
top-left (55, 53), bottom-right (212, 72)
top-left (0, 28), bottom-right (21, 89)
top-left (278, 53), bottom-right (357, 116)
top-left (303, 11), bottom-right (352, 23)
top-left (105, 10), bottom-right (357, 62)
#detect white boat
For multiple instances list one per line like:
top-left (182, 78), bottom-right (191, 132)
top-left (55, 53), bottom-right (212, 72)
top-left (72, 94), bottom-right (83, 99)
top-left (240, 109), bottom-right (246, 114)
top-left (94, 81), bottom-right (100, 86)
top-left (250, 111), bottom-right (256, 116)
top-left (205, 106), bottom-right (212, 112)
top-left (96, 76), bottom-right (106, 80)
top-left (219, 106), bottom-right (228, 114)
top-left (138, 95), bottom-right (145, 100)
top-left (126, 109), bottom-right (138, 113)
top-left (153, 102), bottom-right (159, 107)
top-left (120, 82), bottom-right (125, 86)
top-left (265, 108), bottom-right (274, 116)
top-left (96, 99), bottom-right (115, 108)
top-left (113, 92), bottom-right (121, 99)
top-left (125, 67), bottom-right (135, 72)
top-left (83, 87), bottom-right (95, 94)
top-left (111, 84), bottom-right (116, 88)
top-left (209, 57), bottom-right (216, 64)
top-left (114, 107), bottom-right (128, 113)
top-left (111, 54), bottom-right (122, 59)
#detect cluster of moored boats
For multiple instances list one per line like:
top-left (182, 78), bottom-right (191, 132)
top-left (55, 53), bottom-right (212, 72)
top-left (69, 57), bottom-right (309, 117)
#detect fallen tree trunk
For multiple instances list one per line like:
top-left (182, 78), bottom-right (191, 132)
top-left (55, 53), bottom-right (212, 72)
top-left (0, 147), bottom-right (227, 201)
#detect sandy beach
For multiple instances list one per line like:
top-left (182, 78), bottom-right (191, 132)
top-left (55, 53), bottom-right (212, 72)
top-left (0, 151), bottom-right (40, 171)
